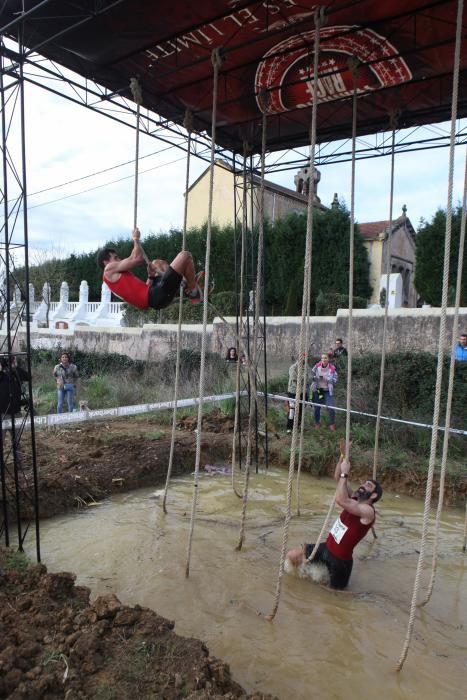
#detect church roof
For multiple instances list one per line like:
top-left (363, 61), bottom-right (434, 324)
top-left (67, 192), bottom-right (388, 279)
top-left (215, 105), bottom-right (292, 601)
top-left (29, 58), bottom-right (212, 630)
top-left (359, 214), bottom-right (414, 240)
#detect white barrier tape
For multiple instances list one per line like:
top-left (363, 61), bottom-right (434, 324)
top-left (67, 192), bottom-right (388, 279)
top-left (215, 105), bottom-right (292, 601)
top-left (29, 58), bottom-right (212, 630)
top-left (264, 392), bottom-right (467, 436)
top-left (3, 389), bottom-right (462, 437)
top-left (1, 392), bottom-right (245, 431)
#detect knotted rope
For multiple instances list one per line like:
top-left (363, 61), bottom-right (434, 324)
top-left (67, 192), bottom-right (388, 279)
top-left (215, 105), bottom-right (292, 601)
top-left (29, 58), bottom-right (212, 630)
top-left (419, 147), bottom-right (466, 606)
top-left (231, 143), bottom-right (250, 499)
top-left (266, 7), bottom-right (324, 619)
top-left (396, 0), bottom-right (463, 670)
top-left (162, 110), bottom-right (193, 513)
top-left (373, 118), bottom-right (398, 479)
top-left (304, 54), bottom-right (360, 566)
top-left (236, 114), bottom-right (268, 550)
top-left (185, 48), bottom-right (223, 578)
top-left (129, 76), bottom-right (150, 264)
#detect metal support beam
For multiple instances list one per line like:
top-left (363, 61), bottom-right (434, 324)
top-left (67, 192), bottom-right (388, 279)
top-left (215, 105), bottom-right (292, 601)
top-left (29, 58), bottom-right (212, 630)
top-left (0, 32), bottom-right (40, 561)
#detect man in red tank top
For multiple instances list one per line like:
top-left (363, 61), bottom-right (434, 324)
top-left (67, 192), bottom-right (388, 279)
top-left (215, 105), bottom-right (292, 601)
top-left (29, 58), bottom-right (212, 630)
top-left (96, 229), bottom-right (203, 310)
top-left (286, 441), bottom-right (382, 589)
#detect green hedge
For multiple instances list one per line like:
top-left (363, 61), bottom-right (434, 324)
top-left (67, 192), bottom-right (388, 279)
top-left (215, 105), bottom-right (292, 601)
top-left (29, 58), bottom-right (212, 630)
top-left (27, 346), bottom-right (146, 378)
top-left (315, 290), bottom-right (368, 316)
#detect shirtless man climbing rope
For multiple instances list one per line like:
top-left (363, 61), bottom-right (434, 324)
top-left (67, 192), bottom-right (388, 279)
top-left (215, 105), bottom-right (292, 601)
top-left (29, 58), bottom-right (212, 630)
top-left (97, 228), bottom-right (203, 310)
top-left (286, 440), bottom-right (382, 589)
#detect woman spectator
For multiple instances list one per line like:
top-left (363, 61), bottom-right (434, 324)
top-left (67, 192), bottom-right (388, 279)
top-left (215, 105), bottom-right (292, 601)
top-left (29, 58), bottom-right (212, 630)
top-left (310, 353), bottom-right (338, 430)
top-left (53, 352), bottom-right (79, 413)
top-left (226, 347), bottom-right (238, 363)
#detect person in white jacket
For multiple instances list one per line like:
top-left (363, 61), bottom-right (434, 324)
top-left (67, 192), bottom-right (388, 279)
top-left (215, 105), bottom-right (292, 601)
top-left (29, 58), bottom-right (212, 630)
top-left (310, 353), bottom-right (338, 430)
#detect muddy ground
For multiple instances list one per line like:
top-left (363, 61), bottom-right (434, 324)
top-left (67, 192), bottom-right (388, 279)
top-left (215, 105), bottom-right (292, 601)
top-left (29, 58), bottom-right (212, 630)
top-left (1, 410), bottom-right (465, 699)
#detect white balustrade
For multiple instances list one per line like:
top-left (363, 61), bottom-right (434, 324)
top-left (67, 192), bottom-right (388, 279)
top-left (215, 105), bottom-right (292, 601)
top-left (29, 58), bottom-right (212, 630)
top-left (29, 280), bottom-right (125, 328)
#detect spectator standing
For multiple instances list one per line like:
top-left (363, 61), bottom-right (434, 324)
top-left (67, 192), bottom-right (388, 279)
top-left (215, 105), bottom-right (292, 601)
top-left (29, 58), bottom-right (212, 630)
top-left (330, 338), bottom-right (348, 358)
top-left (226, 347), bottom-right (238, 363)
top-left (310, 353), bottom-right (338, 430)
top-left (0, 356), bottom-right (29, 416)
top-left (454, 333), bottom-right (467, 361)
top-left (286, 352), bottom-right (313, 434)
top-left (0, 355), bottom-right (30, 465)
top-left (53, 352), bottom-right (79, 413)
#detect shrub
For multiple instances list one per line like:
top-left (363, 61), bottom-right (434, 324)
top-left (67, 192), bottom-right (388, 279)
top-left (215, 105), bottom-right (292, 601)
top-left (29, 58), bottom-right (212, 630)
top-left (159, 291), bottom-right (238, 323)
top-left (315, 291), bottom-right (368, 316)
top-left (27, 346), bottom-right (146, 377)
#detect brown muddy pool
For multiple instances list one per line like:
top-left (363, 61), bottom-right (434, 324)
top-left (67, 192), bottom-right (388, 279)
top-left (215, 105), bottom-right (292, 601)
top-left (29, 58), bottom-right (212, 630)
top-left (26, 468), bottom-right (466, 700)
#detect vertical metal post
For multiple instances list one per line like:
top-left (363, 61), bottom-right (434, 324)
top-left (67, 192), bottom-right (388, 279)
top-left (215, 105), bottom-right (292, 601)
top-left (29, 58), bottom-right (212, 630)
top-left (0, 28), bottom-right (40, 560)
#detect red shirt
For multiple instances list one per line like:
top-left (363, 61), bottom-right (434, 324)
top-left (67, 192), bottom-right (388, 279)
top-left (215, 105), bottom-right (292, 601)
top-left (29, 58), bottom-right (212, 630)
top-left (103, 271), bottom-right (149, 310)
top-left (326, 508), bottom-right (374, 561)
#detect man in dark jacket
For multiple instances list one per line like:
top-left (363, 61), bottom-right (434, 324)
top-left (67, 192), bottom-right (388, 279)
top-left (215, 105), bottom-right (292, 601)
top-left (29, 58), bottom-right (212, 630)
top-left (0, 356), bottom-right (29, 416)
top-left (0, 356), bottom-right (29, 466)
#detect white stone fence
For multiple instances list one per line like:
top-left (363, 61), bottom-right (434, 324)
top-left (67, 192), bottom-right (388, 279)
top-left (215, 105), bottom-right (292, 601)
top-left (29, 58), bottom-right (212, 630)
top-left (28, 280), bottom-right (125, 330)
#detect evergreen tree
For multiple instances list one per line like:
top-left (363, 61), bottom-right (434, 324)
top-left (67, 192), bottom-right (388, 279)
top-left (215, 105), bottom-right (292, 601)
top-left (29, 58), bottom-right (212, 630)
top-left (264, 206), bottom-right (371, 314)
top-left (414, 206), bottom-right (466, 306)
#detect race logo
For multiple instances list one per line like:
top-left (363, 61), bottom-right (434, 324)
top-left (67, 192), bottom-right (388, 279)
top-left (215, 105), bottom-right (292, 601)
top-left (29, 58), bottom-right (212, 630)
top-left (255, 26), bottom-right (412, 113)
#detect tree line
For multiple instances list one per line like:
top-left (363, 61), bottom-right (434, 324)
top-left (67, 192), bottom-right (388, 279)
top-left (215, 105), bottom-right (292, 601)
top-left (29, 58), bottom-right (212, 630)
top-left (17, 203), bottom-right (466, 314)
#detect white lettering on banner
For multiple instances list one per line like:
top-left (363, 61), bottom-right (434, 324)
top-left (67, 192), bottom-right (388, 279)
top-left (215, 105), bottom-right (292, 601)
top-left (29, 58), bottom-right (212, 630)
top-left (144, 1), bottom-right (307, 65)
top-left (329, 517), bottom-right (348, 544)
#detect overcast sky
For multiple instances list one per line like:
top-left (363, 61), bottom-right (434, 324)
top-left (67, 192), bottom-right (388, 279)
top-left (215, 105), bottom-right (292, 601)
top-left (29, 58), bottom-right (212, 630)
top-left (13, 81), bottom-right (467, 261)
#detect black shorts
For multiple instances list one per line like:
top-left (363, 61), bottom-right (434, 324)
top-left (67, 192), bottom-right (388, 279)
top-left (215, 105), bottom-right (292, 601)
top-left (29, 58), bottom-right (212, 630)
top-left (304, 543), bottom-right (353, 589)
top-left (147, 266), bottom-right (182, 310)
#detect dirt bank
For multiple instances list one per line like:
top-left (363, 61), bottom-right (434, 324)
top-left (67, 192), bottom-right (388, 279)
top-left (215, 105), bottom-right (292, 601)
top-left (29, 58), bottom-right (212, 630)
top-left (0, 549), bottom-right (277, 699)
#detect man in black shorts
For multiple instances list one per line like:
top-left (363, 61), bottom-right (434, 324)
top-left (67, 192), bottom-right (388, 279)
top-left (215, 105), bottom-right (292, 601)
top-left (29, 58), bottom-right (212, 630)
top-left (97, 229), bottom-right (203, 310)
top-left (286, 441), bottom-right (382, 589)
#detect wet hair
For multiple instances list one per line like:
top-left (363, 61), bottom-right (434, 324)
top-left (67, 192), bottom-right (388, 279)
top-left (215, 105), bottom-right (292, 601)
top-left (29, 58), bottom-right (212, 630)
top-left (96, 248), bottom-right (117, 269)
top-left (368, 479), bottom-right (383, 503)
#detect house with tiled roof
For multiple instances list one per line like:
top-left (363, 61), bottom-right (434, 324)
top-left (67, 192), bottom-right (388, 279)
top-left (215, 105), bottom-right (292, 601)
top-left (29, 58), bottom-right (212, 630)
top-left (185, 160), bottom-right (326, 230)
top-left (359, 206), bottom-right (417, 307)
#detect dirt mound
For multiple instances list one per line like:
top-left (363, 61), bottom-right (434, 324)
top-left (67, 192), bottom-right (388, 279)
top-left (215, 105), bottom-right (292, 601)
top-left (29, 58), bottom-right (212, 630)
top-left (0, 552), bottom-right (277, 699)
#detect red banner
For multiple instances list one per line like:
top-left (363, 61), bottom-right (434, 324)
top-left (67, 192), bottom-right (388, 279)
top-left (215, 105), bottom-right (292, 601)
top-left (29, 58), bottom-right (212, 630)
top-left (2, 0), bottom-right (466, 151)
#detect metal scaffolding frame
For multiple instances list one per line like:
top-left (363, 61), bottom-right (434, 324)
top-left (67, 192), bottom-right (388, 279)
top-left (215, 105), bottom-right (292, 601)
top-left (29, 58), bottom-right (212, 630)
top-left (0, 2), bottom-right (465, 558)
top-left (0, 30), bottom-right (40, 561)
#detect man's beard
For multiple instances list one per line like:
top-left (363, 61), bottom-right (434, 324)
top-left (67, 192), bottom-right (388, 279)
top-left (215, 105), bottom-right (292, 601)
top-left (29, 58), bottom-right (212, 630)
top-left (354, 486), bottom-right (372, 501)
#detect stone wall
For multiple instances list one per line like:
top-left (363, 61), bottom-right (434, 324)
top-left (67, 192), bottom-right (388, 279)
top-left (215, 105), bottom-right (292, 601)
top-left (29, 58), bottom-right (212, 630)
top-left (6, 308), bottom-right (466, 361)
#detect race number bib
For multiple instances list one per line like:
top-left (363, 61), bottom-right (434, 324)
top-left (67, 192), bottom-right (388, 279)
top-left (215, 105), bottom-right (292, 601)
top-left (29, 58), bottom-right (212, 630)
top-left (330, 516), bottom-right (348, 544)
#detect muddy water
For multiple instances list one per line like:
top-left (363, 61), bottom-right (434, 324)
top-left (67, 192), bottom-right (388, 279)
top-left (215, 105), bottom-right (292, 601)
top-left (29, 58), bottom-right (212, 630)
top-left (28, 469), bottom-right (466, 700)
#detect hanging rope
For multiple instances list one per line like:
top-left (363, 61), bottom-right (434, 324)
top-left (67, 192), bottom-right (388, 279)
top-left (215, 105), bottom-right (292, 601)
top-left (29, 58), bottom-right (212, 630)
top-left (231, 143), bottom-right (250, 499)
top-left (162, 110), bottom-right (193, 513)
top-left (129, 76), bottom-right (150, 264)
top-left (236, 113), bottom-right (268, 550)
top-left (185, 48), bottom-right (223, 578)
top-left (305, 55), bottom-right (360, 564)
top-left (266, 7), bottom-right (324, 620)
top-left (396, 0), bottom-right (463, 670)
top-left (130, 77), bottom-right (142, 231)
top-left (372, 118), bottom-right (398, 479)
top-left (419, 147), bottom-right (466, 605)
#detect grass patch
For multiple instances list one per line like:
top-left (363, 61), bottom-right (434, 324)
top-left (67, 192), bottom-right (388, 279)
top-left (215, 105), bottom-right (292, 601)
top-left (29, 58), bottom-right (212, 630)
top-left (0, 548), bottom-right (29, 572)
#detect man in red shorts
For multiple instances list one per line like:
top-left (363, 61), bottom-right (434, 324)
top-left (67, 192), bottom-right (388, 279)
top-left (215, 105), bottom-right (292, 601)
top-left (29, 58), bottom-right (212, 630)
top-left (97, 229), bottom-right (203, 310)
top-left (286, 441), bottom-right (382, 589)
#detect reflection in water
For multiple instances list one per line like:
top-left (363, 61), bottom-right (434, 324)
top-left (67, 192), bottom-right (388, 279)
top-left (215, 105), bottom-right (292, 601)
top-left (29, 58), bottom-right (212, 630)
top-left (28, 469), bottom-right (466, 700)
